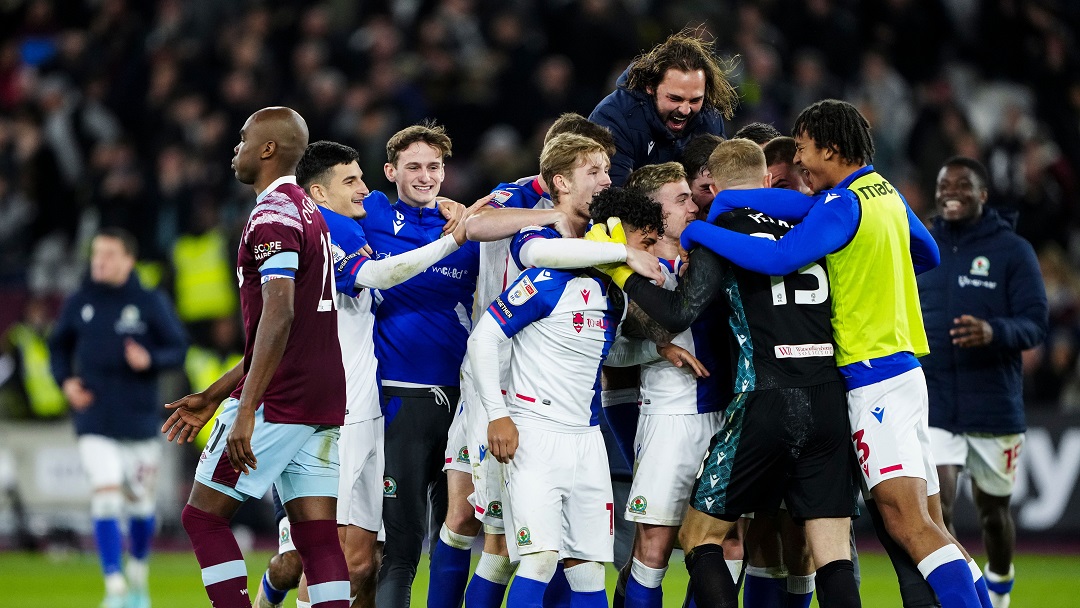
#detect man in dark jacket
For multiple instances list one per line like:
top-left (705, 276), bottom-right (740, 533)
top-left (589, 31), bottom-right (737, 186)
top-left (918, 156), bottom-right (1048, 608)
top-left (49, 227), bottom-right (187, 608)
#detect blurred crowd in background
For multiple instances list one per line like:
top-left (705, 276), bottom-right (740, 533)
top-left (2, 0), bottom-right (1080, 416)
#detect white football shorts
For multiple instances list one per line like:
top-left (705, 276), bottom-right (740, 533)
top-left (504, 425), bottom-right (613, 562)
top-left (626, 411), bottom-right (725, 525)
top-left (77, 434), bottom-right (162, 505)
top-left (337, 417), bottom-right (385, 531)
top-left (847, 368), bottom-right (939, 496)
top-left (928, 427), bottom-right (1023, 497)
top-left (443, 398), bottom-right (472, 474)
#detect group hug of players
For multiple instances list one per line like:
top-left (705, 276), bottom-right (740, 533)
top-left (163, 37), bottom-right (999, 608)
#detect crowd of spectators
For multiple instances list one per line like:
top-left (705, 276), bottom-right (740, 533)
top-left (1, 0), bottom-right (1080, 409)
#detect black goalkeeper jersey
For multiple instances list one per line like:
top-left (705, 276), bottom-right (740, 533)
top-left (715, 208), bottom-right (841, 392)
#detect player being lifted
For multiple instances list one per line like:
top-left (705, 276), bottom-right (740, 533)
top-left (163, 107), bottom-right (352, 608)
top-left (679, 100), bottom-right (991, 608)
top-left (468, 187), bottom-right (666, 608)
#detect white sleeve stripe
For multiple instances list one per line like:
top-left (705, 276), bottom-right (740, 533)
top-left (259, 251), bottom-right (299, 272)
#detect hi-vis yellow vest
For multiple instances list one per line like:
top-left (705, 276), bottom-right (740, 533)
top-left (185, 346), bottom-right (243, 449)
top-left (8, 324), bottom-right (66, 417)
top-left (825, 171), bottom-right (929, 366)
top-left (173, 229), bottom-right (237, 323)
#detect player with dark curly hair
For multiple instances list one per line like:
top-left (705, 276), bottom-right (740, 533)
top-left (589, 186), bottom-right (665, 248)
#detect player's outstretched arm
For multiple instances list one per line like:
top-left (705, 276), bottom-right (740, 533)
top-left (467, 314), bottom-right (518, 463)
top-left (228, 278), bottom-right (295, 474)
top-left (621, 247), bottom-right (727, 334)
top-left (705, 187), bottom-right (817, 224)
top-left (466, 206), bottom-right (571, 242)
top-left (352, 235), bottom-right (462, 291)
top-left (162, 360), bottom-right (245, 444)
top-left (681, 196), bottom-right (857, 276)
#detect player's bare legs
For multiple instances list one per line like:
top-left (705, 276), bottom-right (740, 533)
top-left (255, 550), bottom-right (302, 607)
top-left (680, 507), bottom-right (739, 608)
top-left (428, 469), bottom-right (481, 608)
top-left (721, 521), bottom-right (745, 586)
top-left (803, 517), bottom-right (859, 608)
top-left (972, 485), bottom-right (1014, 607)
top-left (744, 513), bottom-right (815, 607)
top-left (873, 478), bottom-right (955, 562)
top-left (872, 476), bottom-right (985, 608)
top-left (340, 526), bottom-right (382, 608)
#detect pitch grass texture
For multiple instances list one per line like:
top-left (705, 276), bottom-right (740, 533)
top-left (4, 550), bottom-right (1078, 607)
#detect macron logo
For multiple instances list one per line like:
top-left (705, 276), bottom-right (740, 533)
top-left (824, 193), bottom-right (840, 204)
top-left (871, 406), bottom-right (885, 423)
top-left (647, 141), bottom-right (655, 155)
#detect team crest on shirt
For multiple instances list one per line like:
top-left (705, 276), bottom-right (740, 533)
top-left (491, 190), bottom-right (514, 205)
top-left (516, 527), bottom-right (532, 546)
top-left (81, 304), bottom-right (94, 322)
top-left (488, 501), bottom-right (503, 519)
top-left (279, 525), bottom-right (291, 547)
top-left (970, 256), bottom-right (990, 276)
top-left (457, 446), bottom-right (470, 463)
top-left (115, 305), bottom-right (146, 334)
top-left (383, 476), bottom-right (398, 498)
top-left (572, 311), bottom-right (584, 333)
top-left (629, 495), bottom-right (648, 515)
top-left (507, 276), bottom-right (538, 305)
top-left (331, 243), bottom-right (346, 264)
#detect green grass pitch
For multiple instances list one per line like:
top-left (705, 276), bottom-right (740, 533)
top-left (4, 549), bottom-right (1078, 607)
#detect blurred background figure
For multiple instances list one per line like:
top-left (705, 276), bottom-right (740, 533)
top-left (47, 228), bottom-right (187, 608)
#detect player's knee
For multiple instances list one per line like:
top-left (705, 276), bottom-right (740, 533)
top-left (978, 505), bottom-right (1009, 536)
top-left (91, 489), bottom-right (124, 519)
top-left (347, 554), bottom-right (378, 590)
top-left (563, 561), bottom-right (605, 593)
top-left (678, 525), bottom-right (699, 552)
top-left (516, 552), bottom-right (560, 583)
top-left (445, 508), bottom-right (482, 536)
top-left (127, 493), bottom-right (156, 519)
top-left (633, 538), bottom-right (671, 569)
top-left (269, 551), bottom-right (304, 590)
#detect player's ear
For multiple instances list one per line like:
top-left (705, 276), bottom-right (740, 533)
top-left (384, 162), bottom-right (396, 182)
top-left (762, 172), bottom-right (772, 188)
top-left (552, 173), bottom-right (571, 195)
top-left (308, 183), bottom-right (325, 203)
top-left (261, 140), bottom-right (276, 160)
top-left (707, 182), bottom-right (719, 196)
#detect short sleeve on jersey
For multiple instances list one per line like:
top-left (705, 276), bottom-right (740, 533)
top-left (259, 251), bottom-right (298, 283)
top-left (509, 226), bottom-right (561, 270)
top-left (486, 270), bottom-right (559, 338)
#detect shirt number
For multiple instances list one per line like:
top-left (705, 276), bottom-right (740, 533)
top-left (318, 232), bottom-right (338, 312)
